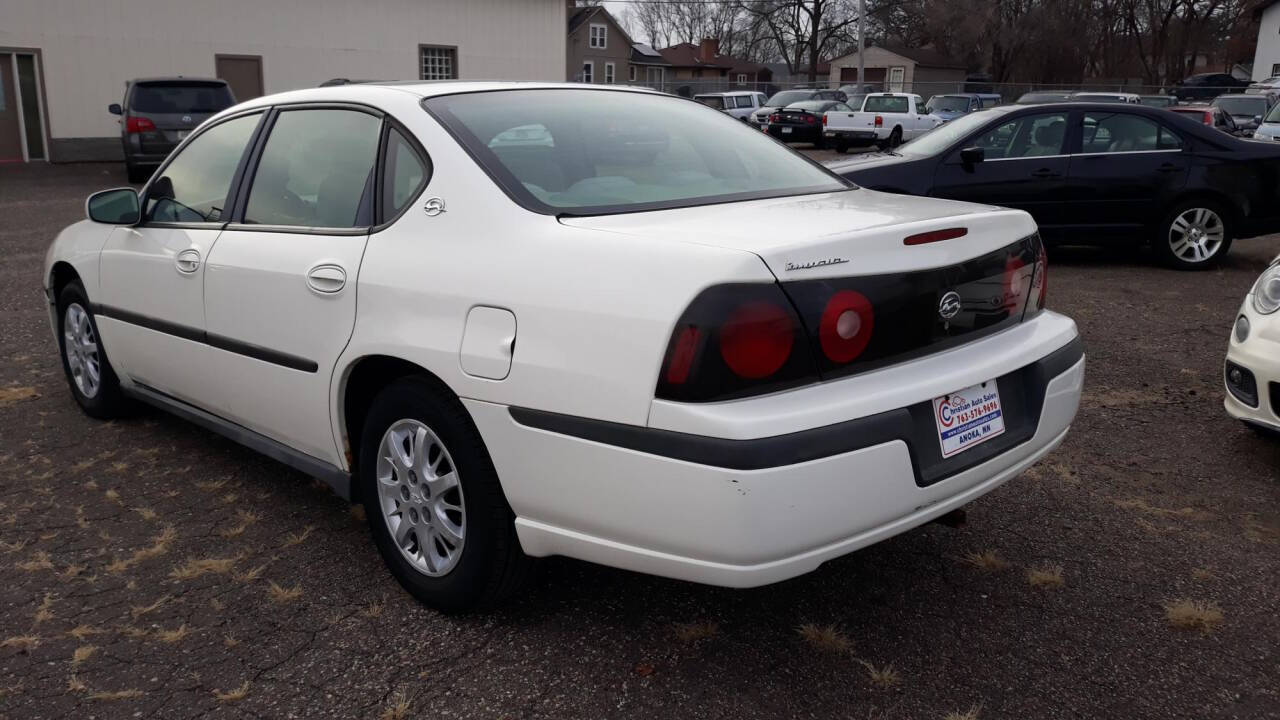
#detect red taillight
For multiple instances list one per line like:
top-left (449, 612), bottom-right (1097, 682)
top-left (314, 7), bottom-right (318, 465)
top-left (904, 228), bottom-right (968, 246)
top-left (875, 115), bottom-right (883, 127)
top-left (665, 326), bottom-right (701, 384)
top-left (806, 115), bottom-right (817, 124)
top-left (719, 301), bottom-right (795, 379)
top-left (822, 114), bottom-right (828, 126)
top-left (1027, 243), bottom-right (1048, 314)
top-left (1203, 111), bottom-right (1213, 126)
top-left (126, 116), bottom-right (156, 133)
top-left (1003, 255), bottom-right (1028, 315)
top-left (770, 114), bottom-right (781, 123)
top-left (818, 290), bottom-right (875, 363)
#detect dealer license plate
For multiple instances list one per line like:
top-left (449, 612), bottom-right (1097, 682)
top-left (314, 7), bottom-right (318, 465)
top-left (781, 126), bottom-right (792, 134)
top-left (933, 381), bottom-right (1005, 458)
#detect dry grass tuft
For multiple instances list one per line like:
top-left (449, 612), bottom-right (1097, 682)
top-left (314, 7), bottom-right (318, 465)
top-left (71, 645), bottom-right (97, 665)
top-left (795, 623), bottom-right (852, 653)
top-left (61, 563), bottom-right (86, 580)
top-left (0, 539), bottom-right (28, 554)
top-left (268, 581), bottom-right (303, 603)
top-left (0, 386), bottom-right (39, 407)
top-left (380, 691), bottom-right (411, 720)
top-left (210, 598), bottom-right (225, 611)
top-left (72, 459), bottom-right (96, 472)
top-left (130, 594), bottom-right (171, 619)
top-left (1164, 599), bottom-right (1224, 633)
top-left (214, 681), bottom-right (250, 702)
top-left (67, 625), bottom-right (104, 642)
top-left (114, 525), bottom-right (177, 571)
top-left (1026, 564), bottom-right (1065, 589)
top-left (224, 634), bottom-right (240, 648)
top-left (67, 674), bottom-right (86, 692)
top-left (133, 507), bottom-right (157, 521)
top-left (961, 550), bottom-right (1009, 572)
top-left (1113, 497), bottom-right (1202, 519)
top-left (33, 593), bottom-right (57, 624)
top-left (1, 635), bottom-right (39, 652)
top-left (234, 563), bottom-right (268, 583)
top-left (944, 704), bottom-right (983, 720)
top-left (281, 525), bottom-right (316, 548)
top-left (170, 555), bottom-right (239, 581)
top-left (104, 488), bottom-right (122, 503)
top-left (155, 624), bottom-right (191, 644)
top-left (673, 620), bottom-right (719, 644)
top-left (362, 596), bottom-right (387, 619)
top-left (1191, 567), bottom-right (1215, 581)
top-left (220, 510), bottom-right (260, 538)
top-left (856, 659), bottom-right (901, 689)
top-left (196, 479), bottom-right (227, 492)
top-left (16, 550), bottom-right (54, 572)
top-left (219, 493), bottom-right (238, 505)
top-left (88, 688), bottom-right (144, 701)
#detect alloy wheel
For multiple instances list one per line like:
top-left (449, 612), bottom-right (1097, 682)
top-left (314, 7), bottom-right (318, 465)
top-left (63, 303), bottom-right (101, 398)
top-left (375, 419), bottom-right (466, 577)
top-left (1168, 207), bottom-right (1225, 264)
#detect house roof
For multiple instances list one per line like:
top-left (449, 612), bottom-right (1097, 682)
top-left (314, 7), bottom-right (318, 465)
top-left (658, 43), bottom-right (768, 75)
top-left (568, 6), bottom-right (634, 46)
top-left (831, 44), bottom-right (966, 70)
top-left (631, 43), bottom-right (671, 66)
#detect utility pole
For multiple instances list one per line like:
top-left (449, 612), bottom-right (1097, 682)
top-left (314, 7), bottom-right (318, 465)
top-left (857, 0), bottom-right (865, 90)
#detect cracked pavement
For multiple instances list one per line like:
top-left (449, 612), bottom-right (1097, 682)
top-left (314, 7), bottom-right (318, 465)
top-left (0, 161), bottom-right (1277, 719)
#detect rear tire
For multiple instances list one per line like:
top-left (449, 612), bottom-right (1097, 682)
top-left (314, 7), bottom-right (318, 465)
top-left (56, 281), bottom-right (130, 419)
top-left (835, 141), bottom-right (849, 154)
top-left (1153, 199), bottom-right (1233, 270)
top-left (359, 376), bottom-right (531, 613)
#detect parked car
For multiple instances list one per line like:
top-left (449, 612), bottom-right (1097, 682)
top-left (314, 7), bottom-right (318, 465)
top-left (837, 83), bottom-right (880, 98)
top-left (1015, 91), bottom-right (1074, 104)
top-left (752, 88), bottom-right (845, 127)
top-left (693, 91), bottom-right (769, 121)
top-left (108, 77), bottom-right (236, 183)
top-left (827, 103), bottom-right (1280, 270)
top-left (925, 93), bottom-right (1001, 121)
top-left (1211, 94), bottom-right (1276, 136)
top-left (823, 93), bottom-right (943, 151)
top-left (1173, 73), bottom-right (1250, 102)
top-left (1168, 103), bottom-right (1243, 136)
top-left (45, 82), bottom-right (1083, 612)
top-left (1246, 75), bottom-right (1280, 96)
top-left (1139, 95), bottom-right (1177, 108)
top-left (1069, 92), bottom-right (1140, 104)
top-left (767, 99), bottom-right (852, 147)
top-left (1253, 102), bottom-right (1280, 142)
top-left (1224, 254), bottom-right (1280, 436)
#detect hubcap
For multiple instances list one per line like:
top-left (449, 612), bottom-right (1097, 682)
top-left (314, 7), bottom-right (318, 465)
top-left (1169, 208), bottom-right (1224, 263)
top-left (63, 303), bottom-right (101, 398)
top-left (375, 419), bottom-right (465, 577)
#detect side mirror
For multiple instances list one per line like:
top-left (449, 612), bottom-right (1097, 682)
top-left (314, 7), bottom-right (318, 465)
top-left (960, 146), bottom-right (985, 166)
top-left (108, 103), bottom-right (122, 115)
top-left (86, 188), bottom-right (140, 225)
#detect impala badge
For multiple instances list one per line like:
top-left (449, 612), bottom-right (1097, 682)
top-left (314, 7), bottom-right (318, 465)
top-left (423, 197), bottom-right (446, 216)
top-left (938, 291), bottom-right (962, 320)
top-left (784, 257), bottom-right (849, 272)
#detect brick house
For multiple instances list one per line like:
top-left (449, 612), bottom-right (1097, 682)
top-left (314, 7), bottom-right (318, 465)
top-left (659, 39), bottom-right (772, 94)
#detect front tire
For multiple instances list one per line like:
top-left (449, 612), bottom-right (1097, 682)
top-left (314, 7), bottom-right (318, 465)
top-left (359, 376), bottom-right (531, 612)
top-left (1154, 200), bottom-right (1233, 270)
top-left (56, 281), bottom-right (129, 419)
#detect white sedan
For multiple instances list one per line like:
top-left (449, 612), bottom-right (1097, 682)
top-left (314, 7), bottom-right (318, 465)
top-left (1225, 256), bottom-right (1280, 434)
top-left (44, 82), bottom-right (1084, 611)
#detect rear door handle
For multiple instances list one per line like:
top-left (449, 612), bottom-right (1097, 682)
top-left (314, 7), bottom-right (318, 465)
top-left (175, 248), bottom-right (201, 274)
top-left (306, 263), bottom-right (347, 294)
top-left (1030, 168), bottom-right (1060, 179)
top-left (1156, 163), bottom-right (1181, 173)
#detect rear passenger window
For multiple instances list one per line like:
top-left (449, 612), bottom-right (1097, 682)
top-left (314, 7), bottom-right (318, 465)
top-left (245, 109), bottom-right (380, 228)
top-left (381, 127), bottom-right (429, 220)
top-left (1082, 112), bottom-right (1173, 153)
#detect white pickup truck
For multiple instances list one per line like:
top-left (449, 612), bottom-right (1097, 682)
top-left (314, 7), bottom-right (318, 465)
top-left (822, 93), bottom-right (944, 152)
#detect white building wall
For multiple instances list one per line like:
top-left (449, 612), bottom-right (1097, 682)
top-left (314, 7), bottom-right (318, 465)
top-left (1254, 4), bottom-right (1280, 81)
top-left (0, 0), bottom-right (565, 156)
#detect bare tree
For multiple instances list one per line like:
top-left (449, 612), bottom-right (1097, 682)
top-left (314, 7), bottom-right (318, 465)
top-left (739, 0), bottom-right (863, 81)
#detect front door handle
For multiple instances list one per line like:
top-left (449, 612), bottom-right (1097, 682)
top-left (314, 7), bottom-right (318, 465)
top-left (1156, 162), bottom-right (1181, 173)
top-left (175, 248), bottom-right (201, 274)
top-left (1030, 168), bottom-right (1060, 179)
top-left (306, 264), bottom-right (347, 294)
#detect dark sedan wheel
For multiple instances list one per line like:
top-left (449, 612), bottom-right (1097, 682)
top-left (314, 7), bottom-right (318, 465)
top-left (1155, 200), bottom-right (1232, 270)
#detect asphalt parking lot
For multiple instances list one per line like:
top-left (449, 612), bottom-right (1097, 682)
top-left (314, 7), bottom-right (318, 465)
top-left (1, 161), bottom-right (1278, 720)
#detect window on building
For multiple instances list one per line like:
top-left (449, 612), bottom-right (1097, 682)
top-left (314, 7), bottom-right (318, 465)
top-left (605, 63), bottom-right (615, 84)
top-left (589, 24), bottom-right (607, 49)
top-left (581, 62), bottom-right (593, 83)
top-left (629, 65), bottom-right (637, 82)
top-left (1273, 63), bottom-right (1280, 77)
top-left (736, 73), bottom-right (747, 84)
top-left (420, 46), bottom-right (457, 80)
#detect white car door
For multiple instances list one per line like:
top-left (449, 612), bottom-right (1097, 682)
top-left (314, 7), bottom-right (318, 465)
top-left (95, 111), bottom-right (264, 414)
top-left (199, 106), bottom-right (389, 465)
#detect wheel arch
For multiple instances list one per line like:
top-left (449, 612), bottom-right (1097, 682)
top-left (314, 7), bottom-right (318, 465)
top-left (49, 261), bottom-right (82, 301)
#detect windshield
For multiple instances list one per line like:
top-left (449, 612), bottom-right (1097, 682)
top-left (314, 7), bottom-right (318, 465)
top-left (130, 82), bottom-right (234, 113)
top-left (863, 96), bottom-right (909, 113)
top-left (928, 96), bottom-right (970, 113)
top-left (764, 90), bottom-right (813, 106)
top-left (1140, 96), bottom-right (1173, 107)
top-left (1266, 103), bottom-right (1280, 123)
top-left (896, 111), bottom-right (993, 157)
top-left (694, 95), bottom-right (726, 110)
top-left (1214, 96), bottom-right (1267, 116)
top-left (425, 89), bottom-right (850, 215)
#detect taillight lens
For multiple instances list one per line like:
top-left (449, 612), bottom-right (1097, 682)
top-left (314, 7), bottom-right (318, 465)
top-left (1003, 254), bottom-right (1029, 315)
top-left (818, 290), bottom-right (875, 363)
top-left (126, 116), bottom-right (156, 133)
top-left (1025, 242), bottom-right (1048, 316)
top-left (1203, 111), bottom-right (1213, 126)
top-left (875, 115), bottom-right (883, 127)
top-left (656, 284), bottom-right (817, 402)
top-left (806, 115), bottom-right (817, 124)
top-left (770, 114), bottom-right (780, 123)
top-left (822, 114), bottom-right (828, 126)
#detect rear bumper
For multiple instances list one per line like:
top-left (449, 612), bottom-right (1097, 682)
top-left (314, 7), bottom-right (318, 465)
top-left (465, 312), bottom-right (1084, 588)
top-left (823, 129), bottom-right (879, 144)
top-left (768, 125), bottom-right (822, 142)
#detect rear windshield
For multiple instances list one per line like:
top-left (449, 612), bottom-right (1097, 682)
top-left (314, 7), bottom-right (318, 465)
top-left (764, 90), bottom-right (813, 106)
top-left (1140, 96), bottom-right (1174, 107)
top-left (1073, 94), bottom-right (1128, 103)
top-left (694, 95), bottom-right (725, 110)
top-left (928, 96), bottom-right (971, 112)
top-left (1214, 96), bottom-right (1267, 116)
top-left (424, 89), bottom-right (848, 215)
top-left (1017, 93), bottom-right (1069, 104)
top-left (785, 101), bottom-right (829, 112)
top-left (130, 82), bottom-right (234, 113)
top-left (863, 96), bottom-right (909, 113)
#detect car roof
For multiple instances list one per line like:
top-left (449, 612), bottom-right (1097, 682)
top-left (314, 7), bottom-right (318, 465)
top-left (129, 76), bottom-right (227, 85)
top-left (227, 81), bottom-right (664, 113)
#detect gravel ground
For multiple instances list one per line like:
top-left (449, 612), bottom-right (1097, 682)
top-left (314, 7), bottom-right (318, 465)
top-left (0, 161), bottom-right (1277, 720)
